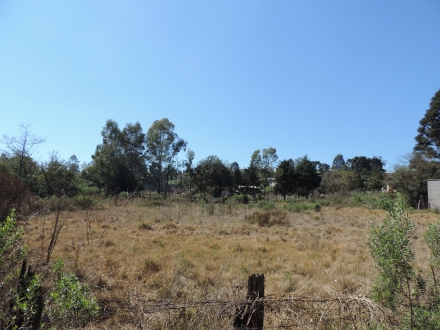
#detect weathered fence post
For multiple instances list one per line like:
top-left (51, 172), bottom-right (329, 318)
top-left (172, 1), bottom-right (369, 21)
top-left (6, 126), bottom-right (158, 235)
top-left (233, 273), bottom-right (265, 329)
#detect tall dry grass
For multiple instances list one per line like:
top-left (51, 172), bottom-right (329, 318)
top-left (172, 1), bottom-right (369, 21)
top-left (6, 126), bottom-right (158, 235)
top-left (21, 197), bottom-right (440, 328)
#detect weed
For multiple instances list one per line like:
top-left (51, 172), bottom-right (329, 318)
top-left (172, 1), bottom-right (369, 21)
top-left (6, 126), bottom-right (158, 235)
top-left (144, 258), bottom-right (161, 273)
top-left (247, 209), bottom-right (288, 226)
top-left (152, 238), bottom-right (165, 247)
top-left (283, 202), bottom-right (321, 213)
top-left (139, 221), bottom-right (153, 230)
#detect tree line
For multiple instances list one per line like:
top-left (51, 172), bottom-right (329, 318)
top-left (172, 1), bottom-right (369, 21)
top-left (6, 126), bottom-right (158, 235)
top-left (2, 87), bottom-right (440, 207)
top-left (0, 120), bottom-right (389, 204)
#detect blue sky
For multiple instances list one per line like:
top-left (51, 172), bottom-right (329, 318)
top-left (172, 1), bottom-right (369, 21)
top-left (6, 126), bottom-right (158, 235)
top-left (1, 1), bottom-right (439, 171)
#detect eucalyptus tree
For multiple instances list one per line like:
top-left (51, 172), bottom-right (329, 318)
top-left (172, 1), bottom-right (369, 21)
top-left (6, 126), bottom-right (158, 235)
top-left (88, 120), bottom-right (146, 195)
top-left (331, 154), bottom-right (345, 170)
top-left (184, 149), bottom-right (196, 195)
top-left (145, 118), bottom-right (186, 195)
top-left (260, 148), bottom-right (278, 195)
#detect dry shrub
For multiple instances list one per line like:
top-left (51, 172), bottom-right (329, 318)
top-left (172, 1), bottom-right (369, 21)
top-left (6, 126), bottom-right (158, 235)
top-left (247, 209), bottom-right (288, 227)
top-left (143, 258), bottom-right (161, 273)
top-left (0, 169), bottom-right (30, 222)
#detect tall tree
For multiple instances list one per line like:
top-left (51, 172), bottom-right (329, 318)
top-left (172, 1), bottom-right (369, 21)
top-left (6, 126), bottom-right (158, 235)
top-left (319, 170), bottom-right (344, 196)
top-left (0, 124), bottom-right (45, 191)
top-left (243, 150), bottom-right (260, 190)
top-left (245, 148), bottom-right (278, 194)
top-left (120, 122), bottom-right (148, 191)
top-left (295, 156), bottom-right (321, 198)
top-left (184, 149), bottom-right (196, 195)
top-left (88, 120), bottom-right (138, 195)
top-left (414, 89), bottom-right (440, 159)
top-left (146, 118), bottom-right (186, 195)
top-left (391, 153), bottom-right (440, 206)
top-left (230, 161), bottom-right (243, 190)
top-left (345, 156), bottom-right (385, 191)
top-left (260, 148), bottom-right (278, 195)
top-left (332, 154), bottom-right (345, 170)
top-left (193, 155), bottom-right (233, 197)
top-left (274, 159), bottom-right (295, 201)
top-left (40, 152), bottom-right (77, 198)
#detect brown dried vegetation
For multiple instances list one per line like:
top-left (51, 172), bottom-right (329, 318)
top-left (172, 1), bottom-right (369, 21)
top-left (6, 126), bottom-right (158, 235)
top-left (21, 197), bottom-right (440, 328)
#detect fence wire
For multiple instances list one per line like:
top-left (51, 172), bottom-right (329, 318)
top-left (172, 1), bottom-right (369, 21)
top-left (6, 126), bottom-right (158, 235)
top-left (95, 293), bottom-right (398, 329)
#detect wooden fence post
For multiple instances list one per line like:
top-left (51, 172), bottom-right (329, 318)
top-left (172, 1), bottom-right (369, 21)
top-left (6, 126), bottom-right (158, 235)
top-left (233, 273), bottom-right (265, 329)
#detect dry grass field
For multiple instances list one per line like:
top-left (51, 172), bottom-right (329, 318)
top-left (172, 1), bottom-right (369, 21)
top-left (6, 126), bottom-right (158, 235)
top-left (21, 197), bottom-right (440, 329)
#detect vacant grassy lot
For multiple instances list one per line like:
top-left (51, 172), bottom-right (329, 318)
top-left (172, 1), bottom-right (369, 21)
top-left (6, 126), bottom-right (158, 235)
top-left (22, 197), bottom-right (440, 328)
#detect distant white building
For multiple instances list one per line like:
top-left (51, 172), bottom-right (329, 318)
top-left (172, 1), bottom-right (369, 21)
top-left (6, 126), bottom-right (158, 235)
top-left (427, 180), bottom-right (440, 210)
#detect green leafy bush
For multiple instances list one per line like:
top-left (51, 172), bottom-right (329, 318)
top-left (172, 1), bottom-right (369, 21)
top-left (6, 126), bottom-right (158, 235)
top-left (74, 194), bottom-right (99, 209)
top-left (0, 210), bottom-right (26, 281)
top-left (375, 197), bottom-right (394, 211)
top-left (252, 200), bottom-right (275, 211)
top-left (368, 195), bottom-right (440, 329)
top-left (119, 191), bottom-right (129, 199)
top-left (46, 259), bottom-right (99, 329)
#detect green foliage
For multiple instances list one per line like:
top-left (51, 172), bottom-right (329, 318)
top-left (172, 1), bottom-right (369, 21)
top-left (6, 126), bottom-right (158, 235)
top-left (425, 223), bottom-right (440, 267)
top-left (375, 197), bottom-right (394, 211)
top-left (193, 155), bottom-right (232, 197)
top-left (332, 154), bottom-right (345, 170)
top-left (414, 89), bottom-right (440, 159)
top-left (274, 159), bottom-right (295, 200)
top-left (391, 153), bottom-right (440, 207)
top-left (12, 273), bottom-right (43, 329)
top-left (39, 152), bottom-right (78, 198)
top-left (255, 200), bottom-right (275, 211)
top-left (294, 155), bottom-right (321, 198)
top-left (73, 194), bottom-right (99, 209)
top-left (146, 118), bottom-right (186, 195)
top-left (368, 195), bottom-right (416, 310)
top-left (0, 212), bottom-right (43, 330)
top-left (0, 169), bottom-right (30, 223)
top-left (87, 120), bottom-right (146, 195)
top-left (368, 195), bottom-right (440, 329)
top-left (46, 259), bottom-right (99, 329)
top-left (0, 210), bottom-right (26, 280)
top-left (119, 191), bottom-right (129, 199)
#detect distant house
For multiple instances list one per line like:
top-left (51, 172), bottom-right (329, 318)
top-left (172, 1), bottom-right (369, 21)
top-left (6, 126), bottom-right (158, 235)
top-left (427, 180), bottom-right (440, 209)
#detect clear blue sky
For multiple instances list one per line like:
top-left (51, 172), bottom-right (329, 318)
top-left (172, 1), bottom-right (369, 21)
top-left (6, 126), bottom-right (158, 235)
top-left (1, 1), bottom-right (439, 171)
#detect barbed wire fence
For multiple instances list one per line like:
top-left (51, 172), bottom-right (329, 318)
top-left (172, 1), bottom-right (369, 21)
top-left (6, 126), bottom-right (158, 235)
top-left (95, 274), bottom-right (398, 329)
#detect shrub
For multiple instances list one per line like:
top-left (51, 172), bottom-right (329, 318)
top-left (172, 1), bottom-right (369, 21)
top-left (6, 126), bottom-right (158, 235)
top-left (144, 259), bottom-right (161, 273)
top-left (0, 210), bottom-right (26, 283)
top-left (283, 202), bottom-right (321, 213)
top-left (74, 194), bottom-right (98, 209)
top-left (119, 191), bottom-right (129, 199)
top-left (0, 170), bottom-right (29, 223)
top-left (375, 197), bottom-right (394, 211)
top-left (205, 204), bottom-right (215, 216)
top-left (43, 195), bottom-right (76, 212)
top-left (46, 259), bottom-right (99, 329)
top-left (0, 212), bottom-right (43, 329)
top-left (247, 209), bottom-right (288, 227)
top-left (368, 195), bottom-right (440, 328)
top-left (139, 221), bottom-right (153, 230)
top-left (253, 200), bottom-right (275, 211)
